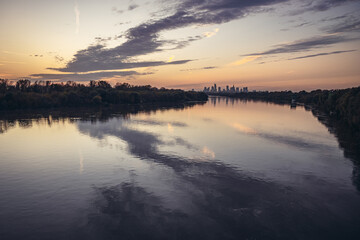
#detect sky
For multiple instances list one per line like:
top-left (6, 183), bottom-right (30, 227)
top-left (0, 0), bottom-right (360, 91)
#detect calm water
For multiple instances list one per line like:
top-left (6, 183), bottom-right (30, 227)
top-left (0, 97), bottom-right (359, 240)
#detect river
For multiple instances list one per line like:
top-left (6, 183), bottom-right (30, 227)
top-left (0, 97), bottom-right (359, 240)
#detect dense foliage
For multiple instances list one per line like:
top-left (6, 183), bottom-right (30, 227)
top-left (210, 86), bottom-right (360, 129)
top-left (0, 79), bottom-right (207, 110)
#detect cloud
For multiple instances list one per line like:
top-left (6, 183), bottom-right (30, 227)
top-left (30, 70), bottom-right (151, 82)
top-left (47, 0), bottom-right (354, 74)
top-left (288, 49), bottom-right (356, 60)
top-left (289, 0), bottom-right (355, 15)
top-left (74, 1), bottom-right (80, 34)
top-left (320, 14), bottom-right (347, 22)
top-left (95, 36), bottom-right (112, 44)
top-left (54, 55), bottom-right (64, 62)
top-left (293, 22), bottom-right (312, 28)
top-left (128, 4), bottom-right (139, 11)
top-left (231, 56), bottom-right (261, 65)
top-left (203, 28), bottom-right (219, 38)
top-left (112, 7), bottom-right (124, 14)
top-left (324, 15), bottom-right (360, 33)
top-left (244, 35), bottom-right (356, 56)
top-left (49, 58), bottom-right (192, 72)
top-left (180, 66), bottom-right (217, 71)
top-left (49, 0), bottom-right (291, 73)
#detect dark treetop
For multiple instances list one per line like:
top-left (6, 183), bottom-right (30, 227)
top-left (0, 79), bottom-right (208, 110)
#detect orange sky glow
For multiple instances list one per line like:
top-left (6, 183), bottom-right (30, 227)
top-left (0, 0), bottom-right (359, 91)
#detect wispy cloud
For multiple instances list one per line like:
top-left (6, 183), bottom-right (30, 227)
top-left (30, 70), bottom-right (151, 82)
top-left (244, 35), bottom-right (356, 56)
top-left (0, 60), bottom-right (25, 64)
top-left (288, 50), bottom-right (356, 60)
top-left (324, 15), bottom-right (360, 33)
top-left (54, 55), bottom-right (64, 62)
top-left (74, 1), bottom-right (80, 34)
top-left (231, 56), bottom-right (261, 65)
top-left (203, 28), bottom-right (219, 38)
top-left (112, 7), bottom-right (123, 14)
top-left (180, 66), bottom-right (217, 71)
top-left (29, 54), bottom-right (43, 57)
top-left (49, 58), bottom-right (192, 72)
top-left (289, 0), bottom-right (355, 15)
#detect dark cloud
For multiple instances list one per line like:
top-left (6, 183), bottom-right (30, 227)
top-left (30, 70), bottom-right (151, 82)
top-left (167, 35), bottom-right (204, 50)
top-left (320, 14), bottom-right (347, 22)
top-left (244, 35), bottom-right (356, 56)
top-left (49, 0), bottom-right (290, 73)
top-left (288, 50), bottom-right (356, 60)
top-left (50, 59), bottom-right (192, 73)
top-left (30, 54), bottom-right (43, 57)
top-left (324, 15), bottom-right (360, 33)
top-left (95, 36), bottom-right (112, 44)
top-left (293, 22), bottom-right (312, 28)
top-left (289, 0), bottom-right (355, 15)
top-left (48, 0), bottom-right (354, 74)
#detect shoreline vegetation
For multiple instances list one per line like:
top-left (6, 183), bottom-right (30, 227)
top-left (209, 86), bottom-right (360, 160)
top-left (0, 79), bottom-right (208, 110)
top-left (208, 86), bottom-right (360, 130)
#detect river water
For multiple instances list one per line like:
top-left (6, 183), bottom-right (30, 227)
top-left (0, 97), bottom-right (359, 240)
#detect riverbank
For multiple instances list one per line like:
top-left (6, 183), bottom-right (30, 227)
top-left (0, 80), bottom-right (208, 110)
top-left (208, 86), bottom-right (360, 130)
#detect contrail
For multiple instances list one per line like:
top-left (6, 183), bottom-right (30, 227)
top-left (74, 1), bottom-right (80, 34)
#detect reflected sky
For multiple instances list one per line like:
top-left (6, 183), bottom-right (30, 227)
top-left (0, 99), bottom-right (360, 239)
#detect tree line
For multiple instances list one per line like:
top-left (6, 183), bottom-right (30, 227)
top-left (0, 79), bottom-right (208, 110)
top-left (210, 86), bottom-right (360, 130)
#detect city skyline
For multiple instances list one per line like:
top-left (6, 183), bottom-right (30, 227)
top-left (203, 83), bottom-right (249, 93)
top-left (1, 0), bottom-right (360, 91)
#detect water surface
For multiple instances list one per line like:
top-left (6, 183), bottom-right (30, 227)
top-left (0, 97), bottom-right (359, 240)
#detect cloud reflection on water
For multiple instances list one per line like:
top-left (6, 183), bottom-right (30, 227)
top-left (75, 115), bottom-right (360, 239)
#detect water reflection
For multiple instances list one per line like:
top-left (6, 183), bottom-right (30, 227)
top-left (74, 100), bottom-right (360, 238)
top-left (0, 99), bottom-right (360, 239)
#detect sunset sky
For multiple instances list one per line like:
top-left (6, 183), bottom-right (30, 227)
top-left (1, 0), bottom-right (359, 91)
